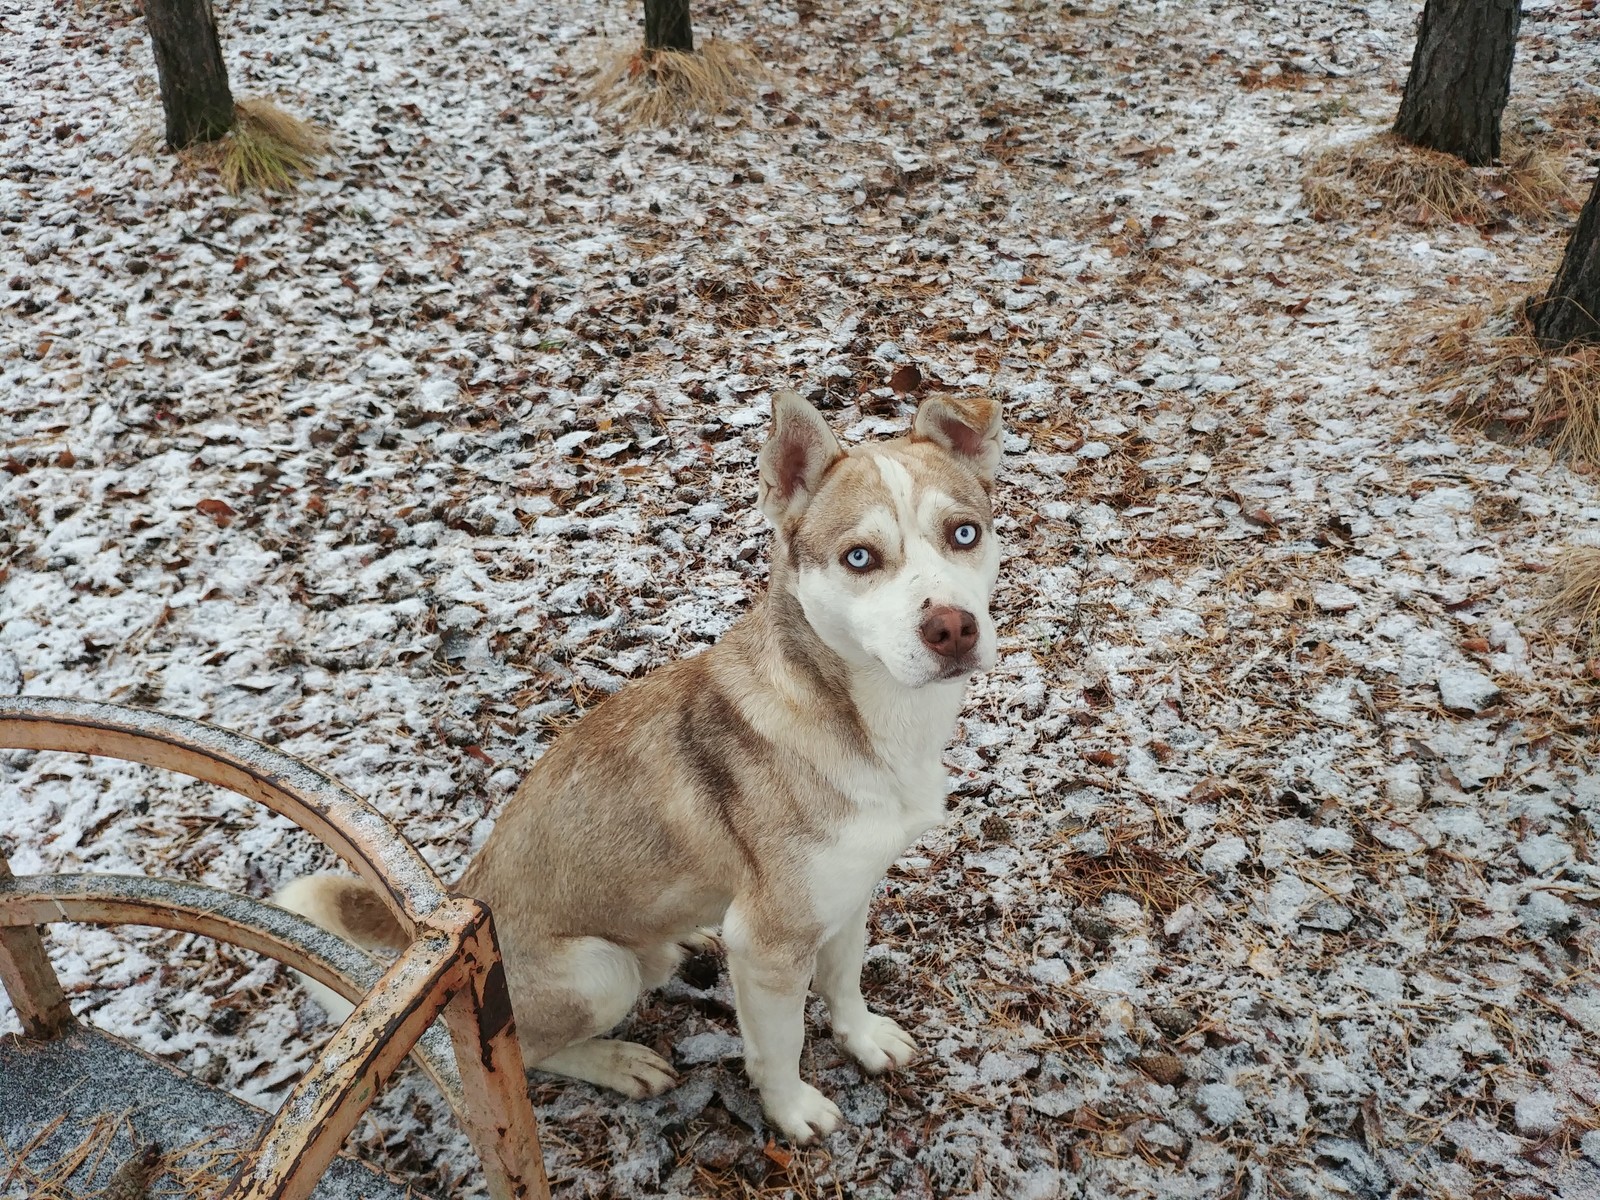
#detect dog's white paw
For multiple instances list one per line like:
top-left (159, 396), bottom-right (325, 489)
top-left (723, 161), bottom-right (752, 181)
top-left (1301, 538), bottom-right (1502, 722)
top-left (839, 1014), bottom-right (918, 1075)
top-left (537, 1039), bottom-right (678, 1099)
top-left (763, 1082), bottom-right (844, 1145)
top-left (678, 927), bottom-right (723, 955)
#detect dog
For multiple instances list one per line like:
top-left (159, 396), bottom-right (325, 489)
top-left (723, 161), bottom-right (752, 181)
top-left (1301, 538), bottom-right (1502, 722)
top-left (275, 389), bottom-right (1004, 1143)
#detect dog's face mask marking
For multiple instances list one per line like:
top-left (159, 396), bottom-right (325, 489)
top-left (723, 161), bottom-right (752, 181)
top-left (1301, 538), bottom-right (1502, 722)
top-left (760, 392), bottom-right (1003, 689)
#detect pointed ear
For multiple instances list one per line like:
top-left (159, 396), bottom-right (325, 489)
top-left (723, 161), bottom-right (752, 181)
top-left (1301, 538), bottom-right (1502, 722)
top-left (910, 394), bottom-right (1003, 489)
top-left (758, 390), bottom-right (845, 524)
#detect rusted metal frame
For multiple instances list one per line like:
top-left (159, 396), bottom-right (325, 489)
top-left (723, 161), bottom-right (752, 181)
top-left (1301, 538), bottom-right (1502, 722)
top-left (0, 872), bottom-right (459, 1098)
top-left (0, 699), bottom-right (553, 1199)
top-left (220, 901), bottom-right (480, 1200)
top-left (0, 856), bottom-right (73, 1039)
top-left (439, 901), bottom-right (550, 1200)
top-left (0, 697), bottom-right (444, 933)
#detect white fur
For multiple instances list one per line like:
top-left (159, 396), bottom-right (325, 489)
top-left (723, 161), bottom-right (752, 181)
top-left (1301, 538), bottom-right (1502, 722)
top-left (271, 875), bottom-right (360, 1023)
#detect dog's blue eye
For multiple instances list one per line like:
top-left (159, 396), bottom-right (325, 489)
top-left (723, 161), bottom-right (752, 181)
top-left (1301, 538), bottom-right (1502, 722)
top-left (952, 523), bottom-right (979, 547)
top-left (843, 546), bottom-right (875, 571)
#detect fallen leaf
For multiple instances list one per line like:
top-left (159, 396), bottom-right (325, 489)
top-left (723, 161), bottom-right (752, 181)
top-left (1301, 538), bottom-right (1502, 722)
top-left (196, 498), bottom-right (237, 527)
top-left (1084, 749), bottom-right (1121, 768)
top-left (463, 744), bottom-right (495, 766)
top-left (1247, 945), bottom-right (1280, 979)
top-left (889, 363), bottom-right (923, 394)
top-left (763, 1139), bottom-right (793, 1170)
top-left (1461, 637), bottom-right (1490, 654)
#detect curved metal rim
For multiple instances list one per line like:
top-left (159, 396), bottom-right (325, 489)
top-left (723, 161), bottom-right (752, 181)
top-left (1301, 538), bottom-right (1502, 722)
top-left (0, 697), bottom-right (446, 930)
top-left (0, 872), bottom-right (460, 1103)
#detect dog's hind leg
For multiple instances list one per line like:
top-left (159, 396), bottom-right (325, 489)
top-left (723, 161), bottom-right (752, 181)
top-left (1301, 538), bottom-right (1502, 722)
top-left (535, 1038), bottom-right (677, 1098)
top-left (511, 935), bottom-right (678, 1099)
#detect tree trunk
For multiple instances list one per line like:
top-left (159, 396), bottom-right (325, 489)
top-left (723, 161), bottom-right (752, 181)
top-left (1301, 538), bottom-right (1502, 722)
top-left (1533, 172), bottom-right (1600, 350)
top-left (644, 0), bottom-right (694, 53)
top-left (144, 0), bottom-right (235, 149)
top-left (1392, 0), bottom-right (1520, 166)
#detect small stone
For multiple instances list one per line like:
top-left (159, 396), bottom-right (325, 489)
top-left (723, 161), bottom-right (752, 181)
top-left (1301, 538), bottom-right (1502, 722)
top-left (1520, 889), bottom-right (1576, 937)
top-left (126, 258), bottom-right (150, 276)
top-left (1195, 1082), bottom-right (1246, 1126)
top-left (1300, 900), bottom-right (1353, 932)
top-left (1514, 1091), bottom-right (1561, 1136)
top-left (1200, 835), bottom-right (1249, 874)
top-left (1313, 583), bottom-right (1360, 613)
top-left (1436, 667), bottom-right (1501, 714)
top-left (1135, 1053), bottom-right (1185, 1085)
top-left (1581, 1129), bottom-right (1600, 1164)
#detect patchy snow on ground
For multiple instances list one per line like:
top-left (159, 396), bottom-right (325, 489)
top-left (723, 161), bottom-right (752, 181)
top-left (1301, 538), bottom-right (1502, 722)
top-left (5, 0), bottom-right (1600, 1196)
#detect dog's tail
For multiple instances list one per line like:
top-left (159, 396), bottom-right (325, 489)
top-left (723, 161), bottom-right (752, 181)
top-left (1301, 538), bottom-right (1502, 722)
top-left (272, 872), bottom-right (408, 1021)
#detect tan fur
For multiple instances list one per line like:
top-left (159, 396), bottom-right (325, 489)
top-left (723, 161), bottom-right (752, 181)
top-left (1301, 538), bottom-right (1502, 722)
top-left (275, 392), bottom-right (1004, 1142)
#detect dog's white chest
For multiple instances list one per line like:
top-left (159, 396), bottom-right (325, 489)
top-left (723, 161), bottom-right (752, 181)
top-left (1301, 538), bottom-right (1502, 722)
top-left (803, 758), bottom-right (947, 933)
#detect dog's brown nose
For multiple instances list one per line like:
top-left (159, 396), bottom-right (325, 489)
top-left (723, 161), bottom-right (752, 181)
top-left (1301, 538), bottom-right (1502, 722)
top-left (920, 606), bottom-right (979, 660)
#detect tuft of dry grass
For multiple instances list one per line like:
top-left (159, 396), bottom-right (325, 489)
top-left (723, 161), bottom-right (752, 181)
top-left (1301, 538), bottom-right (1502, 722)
top-left (1053, 827), bottom-right (1204, 917)
top-left (179, 100), bottom-right (326, 193)
top-left (1405, 300), bottom-right (1600, 466)
top-left (1544, 546), bottom-right (1600, 649)
top-left (591, 40), bottom-right (765, 127)
top-left (1529, 346), bottom-right (1600, 467)
top-left (1302, 131), bottom-right (1572, 225)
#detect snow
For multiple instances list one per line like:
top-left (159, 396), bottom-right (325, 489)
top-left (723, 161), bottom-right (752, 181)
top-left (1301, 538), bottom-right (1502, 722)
top-left (1195, 1082), bottom-right (1247, 1127)
top-left (6, 0), bottom-right (1600, 1196)
top-left (1436, 666), bottom-right (1503, 714)
top-left (1516, 1091), bottom-right (1565, 1137)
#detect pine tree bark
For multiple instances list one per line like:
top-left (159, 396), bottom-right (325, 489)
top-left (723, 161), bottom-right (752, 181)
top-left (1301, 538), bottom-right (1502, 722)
top-left (144, 0), bottom-right (235, 149)
top-left (644, 0), bottom-right (694, 53)
top-left (1392, 0), bottom-right (1520, 166)
top-left (1533, 172), bottom-right (1600, 350)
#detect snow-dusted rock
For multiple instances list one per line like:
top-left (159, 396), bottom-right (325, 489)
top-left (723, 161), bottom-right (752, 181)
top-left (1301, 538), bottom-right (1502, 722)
top-left (1436, 667), bottom-right (1501, 714)
top-left (1513, 1091), bottom-right (1562, 1136)
top-left (1196, 1083), bottom-right (1247, 1126)
top-left (1313, 583), bottom-right (1361, 613)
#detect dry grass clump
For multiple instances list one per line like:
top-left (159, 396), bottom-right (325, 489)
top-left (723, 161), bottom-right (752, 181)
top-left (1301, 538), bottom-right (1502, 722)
top-left (1529, 345), bottom-right (1600, 466)
top-left (1410, 301), bottom-right (1600, 467)
top-left (1544, 546), bottom-right (1600, 650)
top-left (591, 40), bottom-right (765, 127)
top-left (1054, 829), bottom-right (1203, 916)
top-left (179, 100), bottom-right (327, 193)
top-left (1302, 131), bottom-right (1571, 225)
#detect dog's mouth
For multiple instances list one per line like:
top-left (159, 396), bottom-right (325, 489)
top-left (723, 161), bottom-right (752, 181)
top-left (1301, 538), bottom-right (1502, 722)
top-left (934, 656), bottom-right (983, 682)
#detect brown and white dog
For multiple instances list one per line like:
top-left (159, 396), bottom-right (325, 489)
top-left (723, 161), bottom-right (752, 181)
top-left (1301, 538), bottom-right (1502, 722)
top-left (276, 389), bottom-right (1004, 1143)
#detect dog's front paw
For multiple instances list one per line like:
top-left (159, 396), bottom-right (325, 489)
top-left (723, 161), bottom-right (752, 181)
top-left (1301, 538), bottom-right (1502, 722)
top-left (763, 1082), bottom-right (844, 1144)
top-left (838, 1014), bottom-right (918, 1075)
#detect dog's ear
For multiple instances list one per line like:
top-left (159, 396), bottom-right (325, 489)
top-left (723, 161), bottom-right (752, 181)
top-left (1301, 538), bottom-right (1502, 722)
top-left (911, 394), bottom-right (1003, 489)
top-left (759, 390), bottom-right (845, 523)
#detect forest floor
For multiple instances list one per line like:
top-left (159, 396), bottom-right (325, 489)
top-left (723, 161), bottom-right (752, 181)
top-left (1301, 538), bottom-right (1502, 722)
top-left (5, 0), bottom-right (1600, 1197)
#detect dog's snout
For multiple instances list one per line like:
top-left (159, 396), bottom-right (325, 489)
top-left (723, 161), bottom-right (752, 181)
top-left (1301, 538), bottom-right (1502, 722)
top-left (920, 606), bottom-right (978, 660)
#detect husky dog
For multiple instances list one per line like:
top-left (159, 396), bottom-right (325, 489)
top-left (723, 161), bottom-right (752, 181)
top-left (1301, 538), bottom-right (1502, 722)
top-left (276, 390), bottom-right (1004, 1143)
